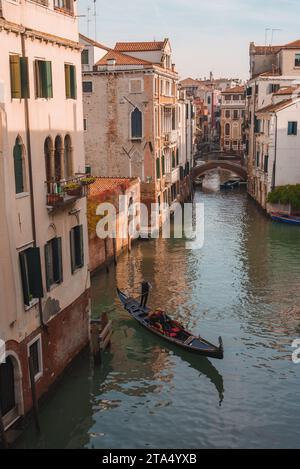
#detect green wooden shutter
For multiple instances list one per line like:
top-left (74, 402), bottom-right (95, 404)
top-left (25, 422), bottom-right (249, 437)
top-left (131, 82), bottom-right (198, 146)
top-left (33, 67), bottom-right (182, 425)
top-left (20, 57), bottom-right (30, 98)
top-left (70, 65), bottom-right (76, 99)
top-left (162, 154), bottom-right (165, 175)
top-left (45, 242), bottom-right (52, 291)
top-left (65, 64), bottom-right (71, 99)
top-left (78, 225), bottom-right (84, 268)
top-left (172, 151), bottom-right (175, 169)
top-left (10, 55), bottom-right (21, 99)
top-left (156, 158), bottom-right (160, 179)
top-left (35, 60), bottom-right (42, 98)
top-left (19, 252), bottom-right (30, 306)
top-left (45, 61), bottom-right (53, 98)
top-left (70, 229), bottom-right (76, 273)
top-left (13, 141), bottom-right (24, 194)
top-left (27, 247), bottom-right (44, 299)
top-left (53, 237), bottom-right (63, 283)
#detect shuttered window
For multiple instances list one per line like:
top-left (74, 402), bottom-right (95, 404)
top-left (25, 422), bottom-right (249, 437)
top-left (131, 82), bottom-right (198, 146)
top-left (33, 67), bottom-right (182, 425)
top-left (65, 64), bottom-right (77, 99)
top-left (162, 153), bottom-right (165, 175)
top-left (35, 60), bottom-right (53, 98)
top-left (70, 225), bottom-right (84, 273)
top-left (13, 138), bottom-right (24, 194)
top-left (172, 150), bottom-right (175, 169)
top-left (131, 108), bottom-right (142, 139)
top-left (29, 339), bottom-right (42, 379)
top-left (288, 121), bottom-right (297, 136)
top-left (156, 157), bottom-right (160, 179)
top-left (10, 55), bottom-right (30, 99)
top-left (19, 247), bottom-right (44, 306)
top-left (45, 237), bottom-right (63, 291)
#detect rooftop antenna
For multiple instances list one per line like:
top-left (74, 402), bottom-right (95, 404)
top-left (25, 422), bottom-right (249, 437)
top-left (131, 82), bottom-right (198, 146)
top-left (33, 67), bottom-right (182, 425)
top-left (93, 0), bottom-right (98, 41)
top-left (271, 28), bottom-right (282, 46)
top-left (87, 6), bottom-right (91, 37)
top-left (265, 28), bottom-right (271, 51)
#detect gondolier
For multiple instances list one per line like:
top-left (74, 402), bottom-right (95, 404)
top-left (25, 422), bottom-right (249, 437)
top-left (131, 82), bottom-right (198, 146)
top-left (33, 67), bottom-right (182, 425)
top-left (140, 281), bottom-right (152, 308)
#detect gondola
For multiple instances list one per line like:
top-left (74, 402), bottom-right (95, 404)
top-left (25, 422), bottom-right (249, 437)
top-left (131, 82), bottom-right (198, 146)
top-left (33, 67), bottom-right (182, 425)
top-left (117, 288), bottom-right (224, 360)
top-left (270, 212), bottom-right (300, 226)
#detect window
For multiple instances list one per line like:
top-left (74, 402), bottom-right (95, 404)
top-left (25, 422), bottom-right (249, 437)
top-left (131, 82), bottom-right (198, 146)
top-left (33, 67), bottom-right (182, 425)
top-left (233, 110), bottom-right (239, 119)
top-left (70, 225), bottom-right (84, 273)
top-left (28, 337), bottom-right (43, 382)
top-left (225, 110), bottom-right (230, 118)
top-left (81, 49), bottom-right (89, 65)
top-left (45, 237), bottom-right (63, 291)
top-left (156, 157), bottom-right (160, 179)
top-left (13, 136), bottom-right (25, 194)
top-left (225, 95), bottom-right (231, 101)
top-left (162, 153), bottom-right (165, 175)
top-left (131, 108), bottom-right (142, 139)
top-left (264, 155), bottom-right (269, 173)
top-left (19, 247), bottom-right (44, 306)
top-left (172, 150), bottom-right (175, 169)
top-left (54, 0), bottom-right (73, 13)
top-left (82, 81), bottom-right (93, 93)
top-left (268, 84), bottom-right (280, 94)
top-left (207, 96), bottom-right (211, 104)
top-left (83, 118), bottom-right (87, 131)
top-left (35, 60), bottom-right (53, 98)
top-left (233, 95), bottom-right (240, 101)
top-left (176, 148), bottom-right (179, 166)
top-left (225, 123), bottom-right (230, 136)
top-left (288, 121), bottom-right (298, 135)
top-left (65, 64), bottom-right (76, 99)
top-left (9, 55), bottom-right (29, 99)
top-left (172, 108), bottom-right (176, 130)
top-left (295, 54), bottom-right (300, 67)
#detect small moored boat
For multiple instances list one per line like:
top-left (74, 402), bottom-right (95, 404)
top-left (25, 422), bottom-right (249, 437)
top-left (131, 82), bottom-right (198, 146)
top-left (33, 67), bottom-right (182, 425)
top-left (117, 287), bottom-right (224, 360)
top-left (270, 212), bottom-right (300, 225)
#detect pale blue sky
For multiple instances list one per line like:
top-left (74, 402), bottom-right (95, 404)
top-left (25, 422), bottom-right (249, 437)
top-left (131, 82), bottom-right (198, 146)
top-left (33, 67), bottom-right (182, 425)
top-left (77, 0), bottom-right (300, 80)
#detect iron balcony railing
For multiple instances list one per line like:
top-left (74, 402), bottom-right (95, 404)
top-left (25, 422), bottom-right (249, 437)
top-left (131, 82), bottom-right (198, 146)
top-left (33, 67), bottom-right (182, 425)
top-left (45, 175), bottom-right (87, 210)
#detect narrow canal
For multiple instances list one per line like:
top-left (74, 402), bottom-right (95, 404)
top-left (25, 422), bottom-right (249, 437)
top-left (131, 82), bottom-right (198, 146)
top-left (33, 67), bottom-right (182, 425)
top-left (16, 189), bottom-right (300, 449)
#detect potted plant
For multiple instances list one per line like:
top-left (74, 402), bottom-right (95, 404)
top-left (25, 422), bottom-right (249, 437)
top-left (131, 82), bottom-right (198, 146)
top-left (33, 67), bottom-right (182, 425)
top-left (63, 182), bottom-right (82, 197)
top-left (81, 176), bottom-right (96, 186)
top-left (47, 193), bottom-right (64, 206)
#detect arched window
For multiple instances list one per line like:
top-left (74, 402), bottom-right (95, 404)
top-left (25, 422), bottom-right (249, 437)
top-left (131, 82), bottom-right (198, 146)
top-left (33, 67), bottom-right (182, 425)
top-left (54, 135), bottom-right (63, 181)
top-left (44, 137), bottom-right (53, 182)
top-left (131, 108), bottom-right (142, 139)
top-left (64, 135), bottom-right (73, 178)
top-left (13, 136), bottom-right (25, 194)
top-left (225, 123), bottom-right (231, 136)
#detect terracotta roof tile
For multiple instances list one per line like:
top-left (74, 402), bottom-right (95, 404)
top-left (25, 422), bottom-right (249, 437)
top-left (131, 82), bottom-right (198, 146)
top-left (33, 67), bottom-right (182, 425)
top-left (89, 177), bottom-right (138, 197)
top-left (273, 86), bottom-right (300, 96)
top-left (79, 33), bottom-right (111, 51)
top-left (283, 39), bottom-right (300, 48)
top-left (96, 49), bottom-right (153, 66)
top-left (257, 98), bottom-right (297, 114)
top-left (114, 40), bottom-right (167, 52)
top-left (222, 85), bottom-right (245, 94)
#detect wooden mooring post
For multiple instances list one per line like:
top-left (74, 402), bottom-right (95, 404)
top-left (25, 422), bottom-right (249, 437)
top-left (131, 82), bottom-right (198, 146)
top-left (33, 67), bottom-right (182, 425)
top-left (104, 237), bottom-right (109, 273)
top-left (90, 314), bottom-right (113, 364)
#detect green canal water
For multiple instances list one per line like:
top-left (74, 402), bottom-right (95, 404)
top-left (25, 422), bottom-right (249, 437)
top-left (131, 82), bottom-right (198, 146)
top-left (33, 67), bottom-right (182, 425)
top-left (16, 189), bottom-right (300, 448)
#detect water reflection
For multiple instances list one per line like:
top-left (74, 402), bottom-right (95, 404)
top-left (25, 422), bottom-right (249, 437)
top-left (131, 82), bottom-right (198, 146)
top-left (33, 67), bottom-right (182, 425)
top-left (15, 189), bottom-right (300, 449)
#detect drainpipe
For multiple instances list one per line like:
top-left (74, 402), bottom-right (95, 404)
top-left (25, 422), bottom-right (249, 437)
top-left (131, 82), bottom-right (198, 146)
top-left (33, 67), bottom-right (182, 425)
top-left (21, 32), bottom-right (47, 330)
top-left (271, 113), bottom-right (278, 191)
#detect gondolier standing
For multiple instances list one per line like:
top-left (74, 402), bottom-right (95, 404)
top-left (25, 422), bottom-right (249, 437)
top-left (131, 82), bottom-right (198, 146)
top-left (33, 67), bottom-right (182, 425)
top-left (140, 281), bottom-right (152, 308)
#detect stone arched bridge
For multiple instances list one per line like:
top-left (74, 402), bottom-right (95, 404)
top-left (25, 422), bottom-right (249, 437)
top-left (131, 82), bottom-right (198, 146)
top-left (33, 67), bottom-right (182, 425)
top-left (191, 160), bottom-right (248, 181)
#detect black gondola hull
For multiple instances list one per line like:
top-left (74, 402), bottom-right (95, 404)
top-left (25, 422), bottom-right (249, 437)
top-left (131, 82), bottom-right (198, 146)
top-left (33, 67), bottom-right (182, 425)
top-left (117, 288), bottom-right (224, 360)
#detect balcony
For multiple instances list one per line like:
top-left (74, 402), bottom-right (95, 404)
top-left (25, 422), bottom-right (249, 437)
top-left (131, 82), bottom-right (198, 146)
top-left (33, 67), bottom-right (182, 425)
top-left (46, 175), bottom-right (88, 212)
top-left (163, 130), bottom-right (178, 147)
top-left (165, 167), bottom-right (180, 184)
